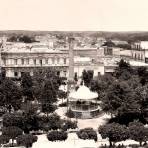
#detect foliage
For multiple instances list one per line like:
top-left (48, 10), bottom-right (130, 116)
top-left (61, 120), bottom-right (77, 131)
top-left (21, 73), bottom-right (33, 101)
top-left (0, 78), bottom-right (22, 111)
top-left (77, 128), bottom-right (97, 142)
top-left (82, 70), bottom-right (94, 87)
top-left (17, 134), bottom-right (38, 148)
top-left (42, 103), bottom-right (57, 115)
top-left (32, 68), bottom-right (60, 104)
top-left (128, 121), bottom-right (148, 146)
top-left (3, 113), bottom-right (24, 128)
top-left (2, 126), bottom-right (23, 146)
top-left (59, 102), bottom-right (67, 107)
top-left (0, 135), bottom-right (9, 145)
top-left (101, 81), bottom-right (140, 116)
top-left (90, 74), bottom-right (115, 100)
top-left (47, 131), bottom-right (68, 141)
top-left (99, 123), bottom-right (129, 146)
top-left (48, 113), bottom-right (62, 130)
top-left (116, 43), bottom-right (131, 49)
top-left (3, 113), bottom-right (40, 134)
top-left (58, 90), bottom-right (67, 102)
top-left (7, 35), bottom-right (36, 43)
top-left (65, 109), bottom-right (75, 118)
top-left (74, 72), bottom-right (78, 82)
top-left (22, 113), bottom-right (39, 134)
top-left (114, 59), bottom-right (132, 79)
top-left (38, 113), bottom-right (63, 131)
top-left (137, 67), bottom-right (148, 85)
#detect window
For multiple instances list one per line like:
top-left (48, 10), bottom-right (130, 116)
top-left (34, 59), bottom-right (36, 65)
top-left (39, 59), bottom-right (42, 66)
top-left (52, 58), bottom-right (55, 64)
top-left (57, 58), bottom-right (60, 64)
top-left (21, 59), bottom-right (24, 65)
top-left (14, 72), bottom-right (18, 77)
top-left (63, 71), bottom-right (67, 77)
top-left (45, 59), bottom-right (48, 64)
top-left (14, 59), bottom-right (17, 65)
top-left (21, 72), bottom-right (24, 77)
top-left (57, 71), bottom-right (60, 76)
top-left (64, 58), bottom-right (66, 64)
top-left (104, 48), bottom-right (113, 55)
top-left (92, 59), bottom-right (95, 63)
top-left (26, 59), bottom-right (29, 65)
top-left (3, 59), bottom-right (6, 65)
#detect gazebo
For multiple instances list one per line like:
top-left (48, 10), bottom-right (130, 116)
top-left (69, 85), bottom-right (99, 119)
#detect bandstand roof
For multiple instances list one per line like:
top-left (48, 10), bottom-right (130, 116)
top-left (69, 85), bottom-right (98, 100)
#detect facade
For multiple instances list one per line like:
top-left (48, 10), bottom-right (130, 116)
top-left (2, 40), bottom-right (148, 79)
top-left (0, 41), bottom-right (113, 78)
top-left (1, 47), bottom-right (69, 78)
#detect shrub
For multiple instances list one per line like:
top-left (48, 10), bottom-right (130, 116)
top-left (48, 113), bottom-right (62, 130)
top-left (61, 120), bottom-right (77, 131)
top-left (77, 128), bottom-right (97, 142)
top-left (65, 109), bottom-right (75, 118)
top-left (38, 113), bottom-right (63, 131)
top-left (59, 102), bottom-right (67, 107)
top-left (47, 131), bottom-right (68, 141)
top-left (0, 135), bottom-right (9, 145)
top-left (17, 134), bottom-right (38, 148)
top-left (2, 126), bottom-right (23, 146)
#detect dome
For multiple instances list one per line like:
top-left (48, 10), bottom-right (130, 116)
top-left (69, 85), bottom-right (98, 100)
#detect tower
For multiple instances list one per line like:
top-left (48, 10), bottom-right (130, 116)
top-left (68, 36), bottom-right (75, 82)
top-left (67, 35), bottom-right (75, 111)
top-left (0, 38), bottom-right (3, 74)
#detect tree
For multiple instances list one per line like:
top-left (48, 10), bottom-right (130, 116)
top-left (3, 113), bottom-right (23, 129)
top-left (2, 126), bottom-right (23, 146)
top-left (58, 90), bottom-right (67, 103)
top-left (0, 78), bottom-right (22, 112)
top-left (21, 73), bottom-right (33, 101)
top-left (32, 68), bottom-right (60, 104)
top-left (17, 134), bottom-right (37, 148)
top-left (82, 70), bottom-right (94, 87)
top-left (74, 72), bottom-right (78, 82)
top-left (101, 80), bottom-right (140, 117)
top-left (114, 59), bottom-right (133, 79)
top-left (90, 74), bottom-right (115, 100)
top-left (19, 35), bottom-right (33, 43)
top-left (41, 79), bottom-right (58, 104)
top-left (42, 103), bottom-right (57, 116)
top-left (99, 123), bottom-right (129, 146)
top-left (137, 67), bottom-right (148, 85)
top-left (77, 128), bottom-right (97, 142)
top-left (128, 121), bottom-right (148, 146)
top-left (22, 113), bottom-right (39, 134)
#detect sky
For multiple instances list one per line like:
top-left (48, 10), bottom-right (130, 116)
top-left (0, 0), bottom-right (148, 31)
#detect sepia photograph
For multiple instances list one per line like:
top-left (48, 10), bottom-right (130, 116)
top-left (0, 0), bottom-right (148, 147)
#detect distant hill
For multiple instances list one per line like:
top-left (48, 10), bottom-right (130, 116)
top-left (1, 30), bottom-right (148, 42)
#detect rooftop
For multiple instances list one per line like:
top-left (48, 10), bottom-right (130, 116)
top-left (69, 85), bottom-right (98, 100)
